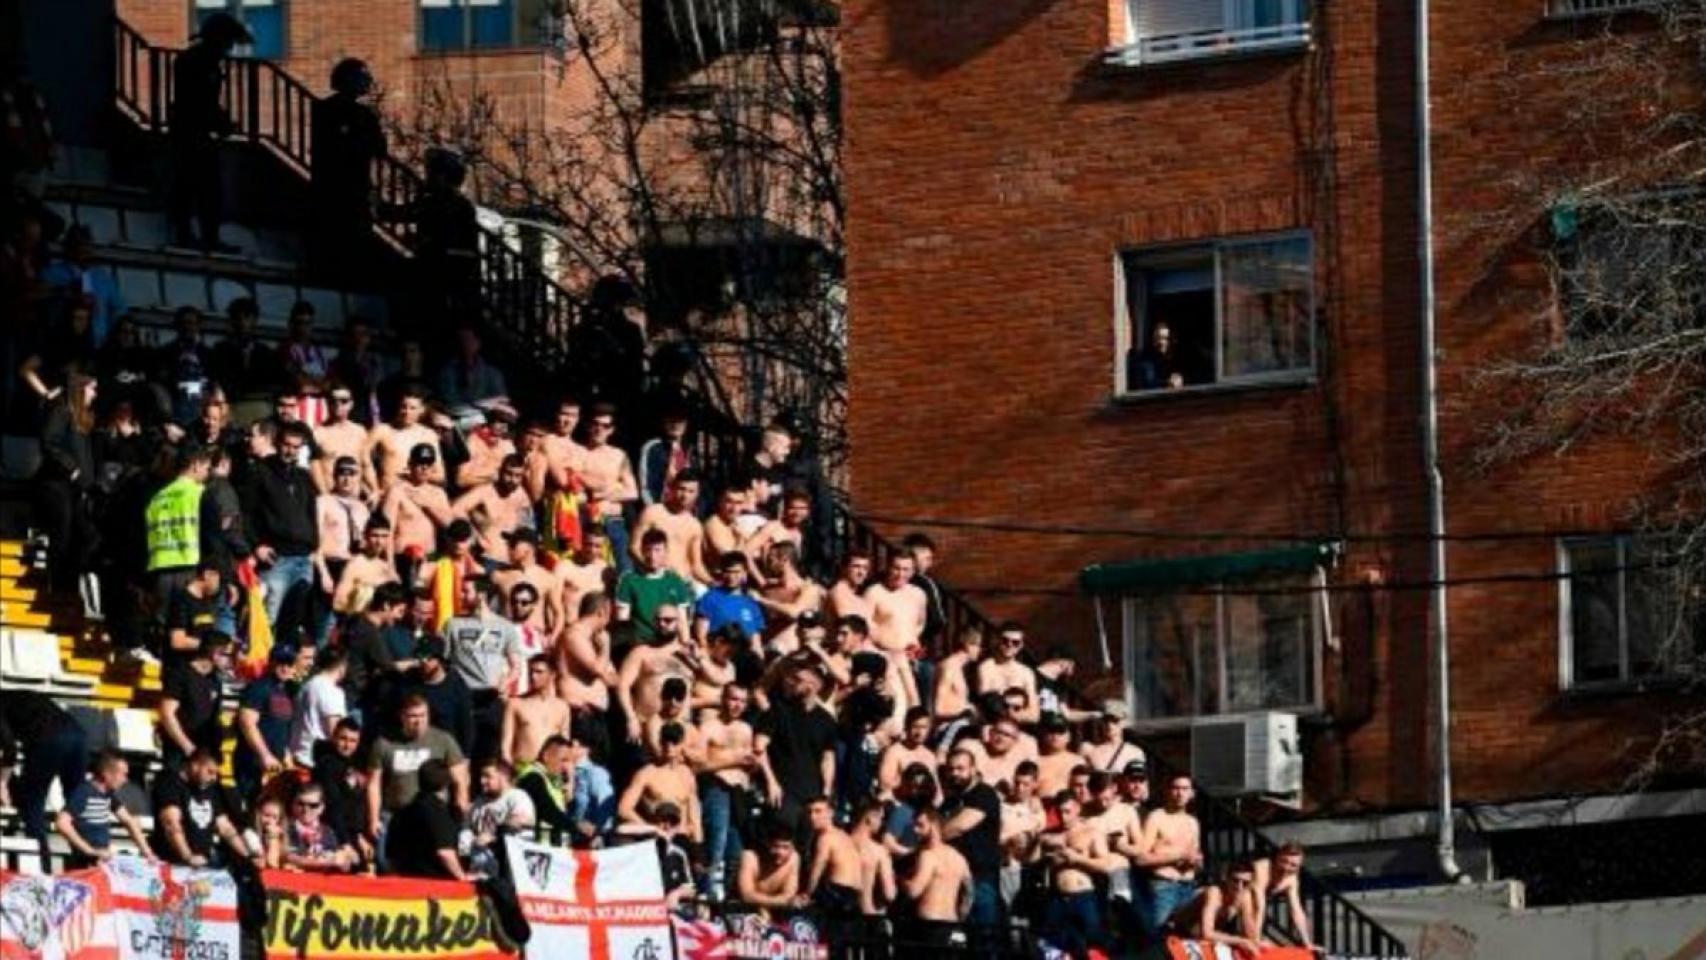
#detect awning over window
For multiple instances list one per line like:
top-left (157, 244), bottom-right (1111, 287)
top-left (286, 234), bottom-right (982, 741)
top-left (1079, 542), bottom-right (1335, 595)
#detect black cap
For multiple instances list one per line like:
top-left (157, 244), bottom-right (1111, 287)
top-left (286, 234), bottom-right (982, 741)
top-left (796, 609), bottom-right (824, 629)
top-left (408, 443), bottom-right (437, 466)
top-left (504, 526), bottom-right (539, 546)
top-left (1039, 712), bottom-right (1071, 734)
top-left (446, 518), bottom-right (474, 542)
top-left (1122, 759), bottom-right (1148, 779)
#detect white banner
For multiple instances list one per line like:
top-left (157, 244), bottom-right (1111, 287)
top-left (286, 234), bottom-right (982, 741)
top-left (505, 837), bottom-right (675, 960)
top-left (102, 858), bottom-right (240, 960)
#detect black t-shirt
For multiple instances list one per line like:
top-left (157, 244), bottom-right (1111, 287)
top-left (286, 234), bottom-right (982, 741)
top-left (341, 617), bottom-right (395, 708)
top-left (942, 782), bottom-right (1002, 877)
top-left (151, 775), bottom-right (228, 862)
top-left (756, 698), bottom-right (838, 806)
top-left (165, 588), bottom-right (220, 671)
top-left (385, 793), bottom-right (459, 879)
top-left (162, 665), bottom-right (222, 761)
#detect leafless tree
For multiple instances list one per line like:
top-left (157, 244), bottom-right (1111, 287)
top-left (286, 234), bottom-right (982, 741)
top-left (1467, 1), bottom-right (1704, 775)
top-left (387, 0), bottom-right (845, 465)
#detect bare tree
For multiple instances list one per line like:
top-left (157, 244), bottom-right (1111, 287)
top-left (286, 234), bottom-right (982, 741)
top-left (384, 0), bottom-right (846, 467)
top-left (1468, 1), bottom-right (1705, 774)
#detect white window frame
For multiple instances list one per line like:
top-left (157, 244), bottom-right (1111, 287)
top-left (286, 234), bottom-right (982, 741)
top-left (1113, 229), bottom-right (1316, 397)
top-left (1120, 569), bottom-right (1326, 731)
top-left (1111, 0), bottom-right (1312, 68)
top-left (1557, 536), bottom-right (1695, 691)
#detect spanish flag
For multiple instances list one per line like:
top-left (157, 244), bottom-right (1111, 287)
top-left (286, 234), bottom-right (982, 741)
top-left (235, 558), bottom-right (272, 680)
top-left (430, 555), bottom-right (462, 633)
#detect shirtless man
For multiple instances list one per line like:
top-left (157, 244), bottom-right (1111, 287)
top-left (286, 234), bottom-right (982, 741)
top-left (878, 708), bottom-right (937, 799)
top-left (579, 403), bottom-right (638, 553)
top-left (972, 717), bottom-right (1037, 794)
top-left (696, 683), bottom-right (765, 897)
top-left (557, 526), bottom-right (610, 618)
top-left (365, 386), bottom-right (441, 492)
top-left (616, 612), bottom-right (696, 743)
top-left (1040, 791), bottom-right (1118, 956)
top-left (332, 515), bottom-right (398, 616)
top-left (1166, 860), bottom-right (1261, 955)
top-left (801, 796), bottom-right (864, 915)
top-left (848, 798), bottom-right (897, 917)
top-left (452, 455), bottom-right (535, 563)
top-left (616, 722), bottom-right (701, 842)
top-left (379, 444), bottom-right (454, 560)
top-left (827, 550), bottom-right (875, 627)
top-left (904, 806), bottom-right (972, 928)
top-left (313, 385), bottom-right (369, 493)
top-left (516, 421), bottom-right (552, 504)
top-left (1000, 761), bottom-right (1046, 875)
top-left (977, 623), bottom-right (1040, 724)
top-left (701, 486), bottom-right (752, 575)
top-left (866, 553), bottom-right (927, 709)
top-left (455, 405), bottom-right (517, 489)
top-left (1087, 770), bottom-right (1144, 910)
top-left (630, 470), bottom-right (712, 584)
top-left (1134, 774), bottom-right (1205, 932)
top-left (643, 677), bottom-right (704, 762)
top-left (492, 529), bottom-right (562, 636)
top-left (690, 624), bottom-right (740, 709)
top-left (315, 456), bottom-right (370, 626)
top-left (1081, 714), bottom-right (1146, 775)
top-left (557, 592), bottom-right (618, 713)
top-left (933, 629), bottom-right (983, 725)
top-left (543, 398), bottom-right (588, 489)
top-left (754, 542), bottom-right (823, 657)
top-left (500, 655), bottom-right (572, 764)
top-left (737, 823), bottom-right (801, 913)
top-left (1036, 715), bottom-right (1086, 797)
top-left (1251, 843), bottom-right (1313, 949)
top-left (746, 488), bottom-right (811, 570)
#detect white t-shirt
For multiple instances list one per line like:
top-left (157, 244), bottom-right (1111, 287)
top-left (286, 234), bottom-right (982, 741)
top-left (289, 673), bottom-right (348, 766)
top-left (468, 787), bottom-right (536, 838)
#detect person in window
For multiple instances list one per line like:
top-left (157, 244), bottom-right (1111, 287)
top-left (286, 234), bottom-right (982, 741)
top-left (1131, 320), bottom-right (1188, 391)
top-left (310, 58), bottom-right (385, 284)
top-left (168, 12), bottom-right (249, 252)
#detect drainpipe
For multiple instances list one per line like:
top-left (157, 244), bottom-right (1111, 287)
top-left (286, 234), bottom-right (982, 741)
top-left (1415, 0), bottom-right (1467, 885)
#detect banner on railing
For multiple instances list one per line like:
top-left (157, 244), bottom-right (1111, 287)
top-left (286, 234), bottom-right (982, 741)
top-left (670, 912), bottom-right (828, 960)
top-left (0, 868), bottom-right (116, 960)
top-left (1155, 941), bottom-right (1320, 960)
top-left (503, 837), bottom-right (674, 960)
top-left (104, 859), bottom-right (239, 960)
top-left (259, 871), bottom-right (506, 960)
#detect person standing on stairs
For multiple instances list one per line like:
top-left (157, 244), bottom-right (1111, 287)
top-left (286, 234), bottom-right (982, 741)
top-left (168, 12), bottom-right (248, 253)
top-left (35, 371), bottom-right (102, 618)
top-left (0, 690), bottom-right (90, 855)
top-left (310, 58), bottom-right (385, 286)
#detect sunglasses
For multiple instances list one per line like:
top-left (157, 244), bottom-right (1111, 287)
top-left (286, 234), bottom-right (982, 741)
top-left (331, 395), bottom-right (354, 404)
top-left (592, 420), bottom-right (615, 429)
top-left (656, 617), bottom-right (679, 626)
top-left (295, 800), bottom-right (323, 809)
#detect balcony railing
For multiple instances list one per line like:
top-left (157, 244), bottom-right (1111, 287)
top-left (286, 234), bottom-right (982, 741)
top-left (1106, 20), bottom-right (1312, 68)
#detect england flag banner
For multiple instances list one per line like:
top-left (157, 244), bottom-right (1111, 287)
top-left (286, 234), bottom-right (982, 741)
top-left (504, 836), bottom-right (675, 960)
top-left (0, 868), bottom-right (117, 960)
top-left (102, 858), bottom-right (240, 960)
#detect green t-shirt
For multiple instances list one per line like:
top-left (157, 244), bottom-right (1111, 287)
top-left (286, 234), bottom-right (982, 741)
top-left (615, 569), bottom-right (696, 640)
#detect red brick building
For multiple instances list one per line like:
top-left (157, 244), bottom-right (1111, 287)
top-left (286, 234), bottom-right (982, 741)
top-left (842, 0), bottom-right (1703, 883)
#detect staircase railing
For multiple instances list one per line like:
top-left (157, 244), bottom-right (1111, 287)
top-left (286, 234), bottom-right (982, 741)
top-left (825, 506), bottom-right (1408, 957)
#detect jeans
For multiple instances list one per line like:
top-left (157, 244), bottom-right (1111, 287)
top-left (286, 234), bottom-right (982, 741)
top-left (1147, 876), bottom-right (1198, 932)
top-left (17, 720), bottom-right (88, 842)
top-left (699, 778), bottom-right (745, 897)
top-left (968, 873), bottom-right (1003, 927)
top-left (910, 657), bottom-right (936, 716)
top-left (601, 515), bottom-right (632, 576)
top-left (1044, 890), bottom-right (1107, 959)
top-left (259, 554), bottom-right (313, 636)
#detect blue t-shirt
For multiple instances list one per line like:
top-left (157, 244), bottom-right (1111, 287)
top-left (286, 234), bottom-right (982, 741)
top-left (65, 781), bottom-right (117, 848)
top-left (237, 674), bottom-right (296, 775)
top-left (693, 587), bottom-right (765, 641)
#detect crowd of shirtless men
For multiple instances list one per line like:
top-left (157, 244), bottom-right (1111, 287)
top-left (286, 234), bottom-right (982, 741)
top-left (95, 383), bottom-right (1322, 959)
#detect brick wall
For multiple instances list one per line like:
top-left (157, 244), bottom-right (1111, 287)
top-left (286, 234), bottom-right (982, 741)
top-left (842, 0), bottom-right (1692, 811)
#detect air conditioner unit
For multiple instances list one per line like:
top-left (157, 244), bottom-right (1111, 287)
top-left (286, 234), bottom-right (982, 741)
top-left (1190, 712), bottom-right (1302, 796)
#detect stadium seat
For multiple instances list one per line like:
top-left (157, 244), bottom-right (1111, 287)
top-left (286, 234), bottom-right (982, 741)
top-left (210, 277), bottom-right (256, 316)
top-left (76, 205), bottom-right (125, 246)
top-left (1, 628), bottom-right (55, 686)
top-left (122, 209), bottom-right (173, 250)
top-left (116, 266), bottom-right (162, 307)
top-left (162, 271), bottom-right (211, 311)
top-left (113, 708), bottom-right (161, 758)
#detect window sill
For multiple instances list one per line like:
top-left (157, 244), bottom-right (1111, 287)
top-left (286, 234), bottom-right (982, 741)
top-left (1543, 0), bottom-right (1658, 19)
top-left (414, 44), bottom-right (565, 62)
top-left (1111, 372), bottom-right (1316, 405)
top-left (1103, 23), bottom-right (1311, 70)
top-left (1558, 676), bottom-right (1698, 700)
top-left (1125, 705), bottom-right (1324, 736)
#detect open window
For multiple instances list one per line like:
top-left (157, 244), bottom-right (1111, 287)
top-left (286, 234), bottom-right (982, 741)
top-left (1117, 231), bottom-right (1315, 396)
top-left (1111, 0), bottom-right (1311, 67)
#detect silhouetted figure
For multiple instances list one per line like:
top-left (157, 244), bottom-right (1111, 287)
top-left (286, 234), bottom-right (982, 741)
top-left (382, 148), bottom-right (479, 355)
top-left (310, 58), bottom-right (385, 284)
top-left (169, 13), bottom-right (248, 252)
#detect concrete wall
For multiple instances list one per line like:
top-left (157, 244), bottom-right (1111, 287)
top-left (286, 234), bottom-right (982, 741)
top-left (1350, 883), bottom-right (1706, 960)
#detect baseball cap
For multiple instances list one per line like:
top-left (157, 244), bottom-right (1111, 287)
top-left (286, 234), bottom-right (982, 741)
top-left (333, 455), bottom-right (360, 475)
top-left (408, 443), bottom-right (437, 466)
top-left (269, 644), bottom-right (300, 665)
top-left (1038, 711), bottom-right (1071, 734)
top-left (1122, 759), bottom-right (1148, 779)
